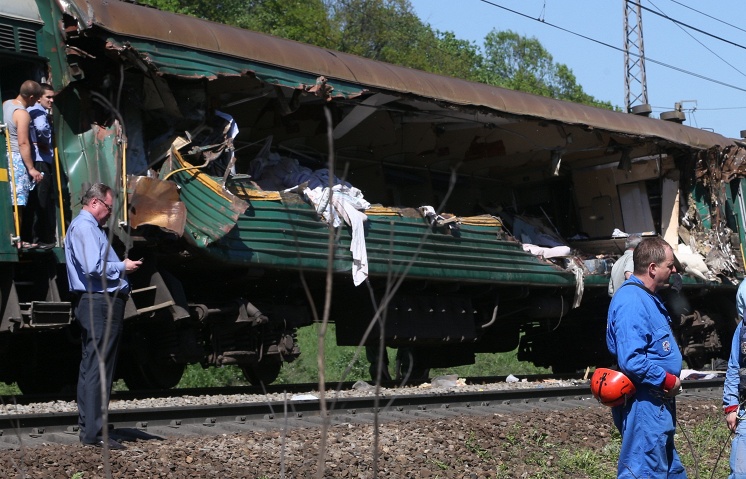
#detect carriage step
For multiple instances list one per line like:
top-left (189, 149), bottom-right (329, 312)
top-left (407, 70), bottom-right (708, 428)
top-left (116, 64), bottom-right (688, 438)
top-left (28, 301), bottom-right (72, 328)
top-left (132, 285), bottom-right (157, 295)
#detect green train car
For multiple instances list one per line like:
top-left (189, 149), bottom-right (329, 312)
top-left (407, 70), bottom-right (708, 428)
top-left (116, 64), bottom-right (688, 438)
top-left (0, 0), bottom-right (743, 393)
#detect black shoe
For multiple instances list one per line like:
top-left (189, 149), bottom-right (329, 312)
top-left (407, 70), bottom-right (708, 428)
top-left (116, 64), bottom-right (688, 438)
top-left (82, 438), bottom-right (126, 450)
top-left (36, 242), bottom-right (55, 250)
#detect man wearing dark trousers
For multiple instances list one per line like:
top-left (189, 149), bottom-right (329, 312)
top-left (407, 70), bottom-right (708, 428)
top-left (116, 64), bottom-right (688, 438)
top-left (64, 183), bottom-right (142, 450)
top-left (24, 83), bottom-right (56, 247)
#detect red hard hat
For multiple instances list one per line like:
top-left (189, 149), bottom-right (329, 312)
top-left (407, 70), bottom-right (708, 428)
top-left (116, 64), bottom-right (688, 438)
top-left (590, 368), bottom-right (636, 407)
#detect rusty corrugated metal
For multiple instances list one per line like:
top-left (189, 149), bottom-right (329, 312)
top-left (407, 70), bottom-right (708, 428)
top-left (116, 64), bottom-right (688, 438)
top-left (58, 0), bottom-right (733, 152)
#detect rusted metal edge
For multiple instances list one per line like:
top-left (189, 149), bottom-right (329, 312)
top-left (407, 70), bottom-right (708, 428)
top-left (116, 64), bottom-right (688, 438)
top-left (56, 0), bottom-right (734, 151)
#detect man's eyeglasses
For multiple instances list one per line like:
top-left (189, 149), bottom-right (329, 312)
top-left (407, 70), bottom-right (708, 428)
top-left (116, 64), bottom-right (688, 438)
top-left (97, 198), bottom-right (113, 214)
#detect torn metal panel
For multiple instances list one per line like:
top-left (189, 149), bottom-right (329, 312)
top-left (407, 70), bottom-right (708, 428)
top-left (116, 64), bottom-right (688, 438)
top-left (718, 144), bottom-right (746, 183)
top-left (159, 148), bottom-right (248, 247)
top-left (127, 175), bottom-right (186, 236)
top-left (59, 122), bottom-right (122, 217)
top-left (679, 145), bottom-right (746, 278)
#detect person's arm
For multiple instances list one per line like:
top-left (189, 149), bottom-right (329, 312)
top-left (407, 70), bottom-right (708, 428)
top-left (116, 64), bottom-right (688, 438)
top-left (30, 108), bottom-right (51, 153)
top-left (623, 254), bottom-right (634, 281)
top-left (14, 109), bottom-right (42, 182)
top-left (611, 290), bottom-right (670, 388)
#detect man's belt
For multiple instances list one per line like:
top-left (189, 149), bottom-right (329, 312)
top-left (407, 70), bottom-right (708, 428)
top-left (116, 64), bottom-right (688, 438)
top-left (75, 290), bottom-right (129, 302)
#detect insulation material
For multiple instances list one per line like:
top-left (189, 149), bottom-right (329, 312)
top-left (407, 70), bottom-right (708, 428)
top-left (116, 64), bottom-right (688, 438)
top-left (127, 175), bottom-right (186, 236)
top-left (661, 172), bottom-right (680, 248)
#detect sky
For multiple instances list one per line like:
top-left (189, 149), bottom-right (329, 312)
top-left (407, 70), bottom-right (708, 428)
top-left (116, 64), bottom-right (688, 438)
top-left (409, 0), bottom-right (746, 139)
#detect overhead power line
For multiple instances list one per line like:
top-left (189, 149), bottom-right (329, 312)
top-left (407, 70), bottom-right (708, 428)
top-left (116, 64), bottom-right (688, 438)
top-left (477, 0), bottom-right (746, 94)
top-left (648, 0), bottom-right (746, 79)
top-left (667, 0), bottom-right (746, 35)
top-left (631, 1), bottom-right (746, 52)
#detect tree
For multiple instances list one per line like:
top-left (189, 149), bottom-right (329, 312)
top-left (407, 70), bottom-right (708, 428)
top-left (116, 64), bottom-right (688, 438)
top-left (419, 30), bottom-right (482, 82)
top-left (233, 1), bottom-right (337, 49)
top-left (330, 0), bottom-right (421, 64)
top-left (137, 0), bottom-right (248, 26)
top-left (481, 29), bottom-right (612, 109)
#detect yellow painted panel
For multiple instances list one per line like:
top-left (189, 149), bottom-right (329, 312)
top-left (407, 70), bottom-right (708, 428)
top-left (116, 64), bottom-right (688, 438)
top-left (0, 168), bottom-right (7, 182)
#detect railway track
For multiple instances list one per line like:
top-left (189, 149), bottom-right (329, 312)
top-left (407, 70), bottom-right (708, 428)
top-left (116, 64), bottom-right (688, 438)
top-left (0, 376), bottom-right (723, 449)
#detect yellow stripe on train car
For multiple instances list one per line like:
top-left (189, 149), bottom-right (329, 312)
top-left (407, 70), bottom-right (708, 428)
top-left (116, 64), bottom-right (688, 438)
top-left (0, 168), bottom-right (8, 182)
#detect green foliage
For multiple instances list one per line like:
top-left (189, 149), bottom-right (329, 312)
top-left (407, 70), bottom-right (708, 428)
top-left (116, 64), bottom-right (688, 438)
top-left (431, 349), bottom-right (551, 378)
top-left (0, 382), bottom-right (21, 395)
top-left (176, 364), bottom-right (247, 388)
top-left (234, 0), bottom-right (337, 48)
top-left (273, 323), bottom-right (388, 385)
top-left (480, 29), bottom-right (613, 108)
top-left (137, 0), bottom-right (248, 25)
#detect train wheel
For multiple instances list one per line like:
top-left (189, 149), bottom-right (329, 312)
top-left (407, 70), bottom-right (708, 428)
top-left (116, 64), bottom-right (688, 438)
top-left (121, 356), bottom-right (186, 390)
top-left (241, 361), bottom-right (282, 386)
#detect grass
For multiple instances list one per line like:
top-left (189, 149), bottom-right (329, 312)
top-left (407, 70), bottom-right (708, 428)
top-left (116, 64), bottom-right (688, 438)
top-left (446, 410), bottom-right (731, 479)
top-left (266, 322), bottom-right (549, 386)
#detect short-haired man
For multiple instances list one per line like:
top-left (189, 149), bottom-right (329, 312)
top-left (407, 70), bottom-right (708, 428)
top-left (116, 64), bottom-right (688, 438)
top-left (2, 80), bottom-right (43, 247)
top-left (64, 183), bottom-right (142, 450)
top-left (606, 237), bottom-right (686, 478)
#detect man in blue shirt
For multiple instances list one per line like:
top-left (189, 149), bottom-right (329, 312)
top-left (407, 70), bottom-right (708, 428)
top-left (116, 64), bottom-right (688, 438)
top-left (723, 281), bottom-right (746, 478)
top-left (64, 183), bottom-right (141, 450)
top-left (24, 83), bottom-right (56, 248)
top-left (606, 236), bottom-right (686, 478)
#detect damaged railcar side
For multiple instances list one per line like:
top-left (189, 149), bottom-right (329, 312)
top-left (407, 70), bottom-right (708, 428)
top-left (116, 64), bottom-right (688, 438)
top-left (74, 0), bottom-right (743, 376)
top-left (0, 0), bottom-right (744, 393)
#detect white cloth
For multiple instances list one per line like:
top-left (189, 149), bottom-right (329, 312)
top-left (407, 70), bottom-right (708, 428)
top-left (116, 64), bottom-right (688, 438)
top-left (214, 110), bottom-right (238, 174)
top-left (521, 243), bottom-right (571, 258)
top-left (304, 185), bottom-right (370, 286)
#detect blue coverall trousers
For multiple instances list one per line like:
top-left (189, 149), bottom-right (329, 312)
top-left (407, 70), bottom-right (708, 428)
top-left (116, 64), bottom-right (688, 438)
top-left (612, 388), bottom-right (687, 478)
top-left (731, 412), bottom-right (746, 479)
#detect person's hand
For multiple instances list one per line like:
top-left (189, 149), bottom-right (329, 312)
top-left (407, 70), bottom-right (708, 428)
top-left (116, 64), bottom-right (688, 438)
top-left (727, 410), bottom-right (739, 432)
top-left (124, 258), bottom-right (142, 273)
top-left (29, 167), bottom-right (43, 183)
top-left (664, 376), bottom-right (682, 398)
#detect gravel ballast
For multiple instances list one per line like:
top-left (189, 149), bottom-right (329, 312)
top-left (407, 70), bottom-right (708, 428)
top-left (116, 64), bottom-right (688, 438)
top-left (0, 398), bottom-right (722, 478)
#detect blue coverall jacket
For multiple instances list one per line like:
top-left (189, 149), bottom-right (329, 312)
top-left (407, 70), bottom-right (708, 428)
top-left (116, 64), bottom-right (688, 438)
top-left (606, 276), bottom-right (686, 478)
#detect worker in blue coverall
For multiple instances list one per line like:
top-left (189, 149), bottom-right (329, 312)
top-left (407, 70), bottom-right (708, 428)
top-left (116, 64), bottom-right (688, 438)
top-left (606, 236), bottom-right (686, 478)
top-left (723, 280), bottom-right (746, 478)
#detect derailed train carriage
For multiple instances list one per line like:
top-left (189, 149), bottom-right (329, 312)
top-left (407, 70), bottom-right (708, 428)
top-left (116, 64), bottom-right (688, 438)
top-left (0, 0), bottom-right (745, 393)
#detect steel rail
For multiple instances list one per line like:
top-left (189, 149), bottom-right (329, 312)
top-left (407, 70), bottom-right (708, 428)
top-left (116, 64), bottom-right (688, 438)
top-left (0, 378), bottom-right (722, 448)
